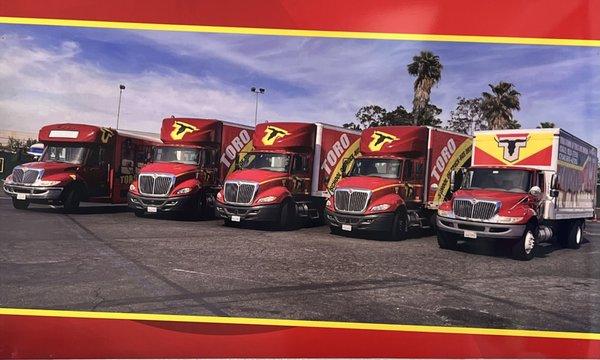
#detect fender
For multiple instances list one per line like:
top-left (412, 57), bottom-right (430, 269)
top-left (62, 180), bottom-right (89, 200)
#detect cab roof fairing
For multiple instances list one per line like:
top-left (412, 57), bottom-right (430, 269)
top-left (359, 126), bottom-right (428, 157)
top-left (160, 118), bottom-right (224, 146)
top-left (253, 122), bottom-right (317, 151)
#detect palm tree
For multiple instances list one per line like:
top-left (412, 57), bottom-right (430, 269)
top-left (480, 82), bottom-right (521, 129)
top-left (407, 51), bottom-right (443, 125)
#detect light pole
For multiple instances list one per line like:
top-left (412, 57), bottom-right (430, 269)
top-left (116, 84), bottom-right (126, 129)
top-left (251, 87), bottom-right (265, 125)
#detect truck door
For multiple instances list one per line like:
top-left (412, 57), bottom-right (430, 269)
top-left (291, 154), bottom-right (311, 195)
top-left (85, 146), bottom-right (112, 197)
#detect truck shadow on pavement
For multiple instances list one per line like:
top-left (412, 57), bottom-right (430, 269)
top-left (453, 238), bottom-right (591, 260)
top-left (27, 205), bottom-right (131, 215)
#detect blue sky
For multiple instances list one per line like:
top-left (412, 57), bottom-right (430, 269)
top-left (0, 24), bottom-right (599, 148)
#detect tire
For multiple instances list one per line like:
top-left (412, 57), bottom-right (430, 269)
top-left (387, 209), bottom-right (408, 241)
top-left (12, 198), bottom-right (30, 210)
top-left (223, 219), bottom-right (236, 227)
top-left (277, 199), bottom-right (297, 230)
top-left (62, 187), bottom-right (81, 213)
top-left (134, 209), bottom-right (145, 217)
top-left (565, 221), bottom-right (584, 249)
top-left (511, 224), bottom-right (537, 261)
top-left (437, 230), bottom-right (458, 250)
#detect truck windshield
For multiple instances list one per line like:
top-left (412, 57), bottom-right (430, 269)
top-left (41, 145), bottom-right (88, 164)
top-left (349, 158), bottom-right (402, 179)
top-left (464, 168), bottom-right (531, 193)
top-left (153, 146), bottom-right (200, 165)
top-left (239, 152), bottom-right (291, 173)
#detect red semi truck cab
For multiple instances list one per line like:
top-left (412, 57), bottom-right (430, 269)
top-left (127, 118), bottom-right (253, 217)
top-left (3, 123), bottom-right (160, 211)
top-left (437, 128), bottom-right (598, 260)
top-left (326, 126), bottom-right (472, 239)
top-left (215, 122), bottom-right (360, 228)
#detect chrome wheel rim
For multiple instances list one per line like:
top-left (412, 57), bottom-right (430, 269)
top-left (524, 231), bottom-right (535, 254)
top-left (576, 226), bottom-right (582, 244)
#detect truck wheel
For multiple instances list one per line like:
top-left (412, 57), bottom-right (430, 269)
top-left (437, 230), bottom-right (458, 250)
top-left (12, 198), bottom-right (30, 210)
top-left (511, 224), bottom-right (536, 261)
top-left (388, 210), bottom-right (408, 241)
top-left (63, 187), bottom-right (81, 213)
top-left (278, 199), bottom-right (297, 230)
top-left (330, 226), bottom-right (343, 236)
top-left (565, 221), bottom-right (584, 249)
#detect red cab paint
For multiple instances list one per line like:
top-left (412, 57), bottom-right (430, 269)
top-left (3, 123), bottom-right (161, 211)
top-left (127, 118), bottom-right (253, 217)
top-left (327, 126), bottom-right (472, 239)
top-left (437, 128), bottom-right (598, 260)
top-left (215, 121), bottom-right (360, 228)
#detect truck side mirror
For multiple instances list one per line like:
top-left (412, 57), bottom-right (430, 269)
top-left (450, 170), bottom-right (457, 192)
top-left (340, 158), bottom-right (350, 177)
top-left (549, 174), bottom-right (559, 197)
top-left (529, 186), bottom-right (542, 198)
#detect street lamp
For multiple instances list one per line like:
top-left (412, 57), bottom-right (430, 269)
top-left (250, 87), bottom-right (265, 125)
top-left (116, 84), bottom-right (126, 129)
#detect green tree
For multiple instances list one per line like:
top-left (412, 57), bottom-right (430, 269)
top-left (480, 82), bottom-right (521, 129)
top-left (343, 105), bottom-right (416, 130)
top-left (3, 137), bottom-right (37, 152)
top-left (537, 121), bottom-right (555, 128)
top-left (407, 51), bottom-right (443, 125)
top-left (446, 97), bottom-right (485, 135)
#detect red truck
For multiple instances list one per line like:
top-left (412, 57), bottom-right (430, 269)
top-left (215, 122), bottom-right (361, 228)
top-left (3, 123), bottom-right (160, 211)
top-left (128, 118), bottom-right (253, 217)
top-left (326, 126), bottom-right (472, 239)
top-left (437, 128), bottom-right (598, 260)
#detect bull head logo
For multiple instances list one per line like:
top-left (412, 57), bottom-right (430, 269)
top-left (368, 131), bottom-right (397, 151)
top-left (170, 121), bottom-right (199, 140)
top-left (495, 134), bottom-right (529, 162)
top-left (100, 128), bottom-right (114, 144)
top-left (262, 125), bottom-right (289, 145)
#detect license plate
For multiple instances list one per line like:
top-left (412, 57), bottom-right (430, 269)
top-left (16, 194), bottom-right (26, 200)
top-left (464, 230), bottom-right (477, 239)
top-left (231, 215), bottom-right (241, 222)
top-left (147, 206), bottom-right (157, 213)
top-left (342, 224), bottom-right (352, 231)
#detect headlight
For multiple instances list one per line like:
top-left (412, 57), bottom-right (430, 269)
top-left (216, 192), bottom-right (223, 200)
top-left (129, 184), bottom-right (136, 191)
top-left (370, 204), bottom-right (391, 212)
top-left (33, 180), bottom-right (61, 187)
top-left (438, 209), bottom-right (454, 218)
top-left (492, 215), bottom-right (525, 224)
top-left (326, 199), bottom-right (331, 207)
top-left (4, 175), bottom-right (13, 184)
top-left (257, 196), bottom-right (277, 204)
top-left (176, 187), bottom-right (192, 195)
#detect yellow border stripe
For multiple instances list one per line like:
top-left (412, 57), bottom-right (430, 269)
top-left (1, 16), bottom-right (600, 47)
top-left (1, 307), bottom-right (600, 340)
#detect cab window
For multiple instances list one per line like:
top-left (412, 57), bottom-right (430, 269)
top-left (292, 154), bottom-right (309, 174)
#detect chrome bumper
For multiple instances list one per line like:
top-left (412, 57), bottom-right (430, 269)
top-left (3, 183), bottom-right (64, 200)
top-left (437, 215), bottom-right (526, 239)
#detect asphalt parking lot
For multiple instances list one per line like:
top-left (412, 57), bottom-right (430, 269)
top-left (1, 194), bottom-right (600, 333)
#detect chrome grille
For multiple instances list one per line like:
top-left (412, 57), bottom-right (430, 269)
top-left (12, 168), bottom-right (41, 184)
top-left (224, 182), bottom-right (258, 204)
top-left (138, 174), bottom-right (175, 196)
top-left (453, 199), bottom-right (499, 220)
top-left (334, 189), bottom-right (370, 213)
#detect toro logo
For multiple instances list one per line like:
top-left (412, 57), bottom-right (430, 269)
top-left (100, 128), bottom-right (114, 144)
top-left (495, 134), bottom-right (529, 162)
top-left (321, 133), bottom-right (352, 175)
top-left (368, 131), bottom-right (398, 151)
top-left (220, 129), bottom-right (252, 168)
top-left (170, 121), bottom-right (199, 140)
top-left (262, 126), bottom-right (289, 145)
top-left (430, 138), bottom-right (457, 181)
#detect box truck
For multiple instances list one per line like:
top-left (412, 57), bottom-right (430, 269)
top-left (3, 123), bottom-right (160, 211)
top-left (437, 128), bottom-right (597, 260)
top-left (326, 126), bottom-right (472, 239)
top-left (215, 122), bottom-right (360, 228)
top-left (128, 118), bottom-right (253, 217)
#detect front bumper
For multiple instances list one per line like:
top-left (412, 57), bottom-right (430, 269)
top-left (3, 183), bottom-right (64, 201)
top-left (215, 201), bottom-right (282, 222)
top-left (437, 215), bottom-right (526, 239)
top-left (128, 192), bottom-right (196, 213)
top-left (326, 209), bottom-right (396, 232)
